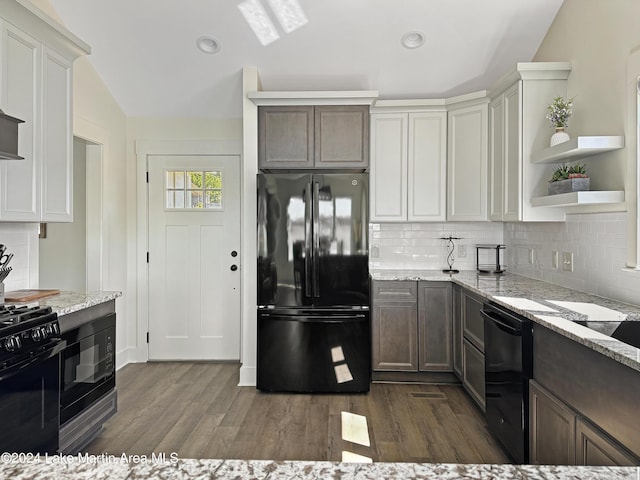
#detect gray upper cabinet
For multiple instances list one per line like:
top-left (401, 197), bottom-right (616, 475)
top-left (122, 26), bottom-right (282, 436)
top-left (258, 106), bottom-right (314, 169)
top-left (418, 281), bottom-right (452, 371)
top-left (258, 105), bottom-right (369, 170)
top-left (314, 106), bottom-right (369, 169)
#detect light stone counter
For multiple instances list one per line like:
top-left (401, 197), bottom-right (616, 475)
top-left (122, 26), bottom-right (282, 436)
top-left (371, 270), bottom-right (640, 373)
top-left (0, 458), bottom-right (636, 480)
top-left (7, 291), bottom-right (122, 316)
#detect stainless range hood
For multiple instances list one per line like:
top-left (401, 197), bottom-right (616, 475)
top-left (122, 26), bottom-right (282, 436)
top-left (0, 109), bottom-right (24, 160)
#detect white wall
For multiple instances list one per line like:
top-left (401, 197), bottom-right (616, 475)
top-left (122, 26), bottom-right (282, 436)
top-left (39, 137), bottom-right (86, 291)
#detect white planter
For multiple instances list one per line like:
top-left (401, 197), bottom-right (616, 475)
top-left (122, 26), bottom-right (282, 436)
top-left (550, 128), bottom-right (570, 147)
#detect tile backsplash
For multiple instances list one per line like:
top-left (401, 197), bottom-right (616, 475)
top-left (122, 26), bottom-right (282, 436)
top-left (504, 212), bottom-right (639, 306)
top-left (0, 223), bottom-right (39, 291)
top-left (369, 222), bottom-right (504, 271)
top-left (369, 213), bottom-right (639, 307)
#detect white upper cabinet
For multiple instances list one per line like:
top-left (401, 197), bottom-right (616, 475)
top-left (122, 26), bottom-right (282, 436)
top-left (370, 112), bottom-right (407, 221)
top-left (0, 1), bottom-right (89, 222)
top-left (447, 98), bottom-right (489, 221)
top-left (488, 62), bottom-right (571, 222)
top-left (42, 47), bottom-right (73, 221)
top-left (490, 82), bottom-right (522, 221)
top-left (370, 106), bottom-right (447, 222)
top-left (0, 21), bottom-right (40, 221)
top-left (408, 112), bottom-right (447, 222)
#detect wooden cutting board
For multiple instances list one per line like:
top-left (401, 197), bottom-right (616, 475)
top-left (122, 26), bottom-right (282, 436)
top-left (4, 289), bottom-right (60, 302)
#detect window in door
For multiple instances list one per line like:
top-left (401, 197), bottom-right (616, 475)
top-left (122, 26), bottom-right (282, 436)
top-left (165, 170), bottom-right (223, 210)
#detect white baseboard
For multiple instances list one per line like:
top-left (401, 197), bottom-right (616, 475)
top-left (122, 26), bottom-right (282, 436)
top-left (238, 365), bottom-right (256, 387)
top-left (115, 346), bottom-right (139, 370)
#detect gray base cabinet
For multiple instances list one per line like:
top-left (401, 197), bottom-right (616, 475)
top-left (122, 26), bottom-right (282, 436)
top-left (371, 280), bottom-right (452, 373)
top-left (452, 285), bottom-right (463, 378)
top-left (462, 338), bottom-right (485, 410)
top-left (454, 288), bottom-right (485, 411)
top-left (418, 282), bottom-right (452, 371)
top-left (576, 417), bottom-right (639, 466)
top-left (371, 281), bottom-right (418, 371)
top-left (530, 379), bottom-right (639, 466)
top-left (258, 105), bottom-right (369, 170)
top-left (529, 380), bottom-right (576, 465)
top-left (531, 325), bottom-right (640, 466)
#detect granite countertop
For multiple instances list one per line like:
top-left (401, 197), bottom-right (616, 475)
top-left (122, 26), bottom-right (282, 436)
top-left (7, 291), bottom-right (121, 316)
top-left (371, 270), bottom-right (640, 373)
top-left (0, 458), bottom-right (636, 479)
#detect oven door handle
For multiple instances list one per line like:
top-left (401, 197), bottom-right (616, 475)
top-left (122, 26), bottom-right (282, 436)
top-left (0, 340), bottom-right (66, 382)
top-left (480, 310), bottom-right (521, 336)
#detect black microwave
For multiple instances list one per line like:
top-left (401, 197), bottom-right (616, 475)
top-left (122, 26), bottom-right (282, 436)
top-left (60, 313), bottom-right (115, 424)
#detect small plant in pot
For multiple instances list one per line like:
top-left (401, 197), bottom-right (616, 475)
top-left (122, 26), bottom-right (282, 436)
top-left (546, 96), bottom-right (574, 146)
top-left (548, 163), bottom-right (589, 195)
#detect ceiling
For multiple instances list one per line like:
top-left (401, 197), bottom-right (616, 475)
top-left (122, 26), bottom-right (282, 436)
top-left (47, 0), bottom-right (564, 119)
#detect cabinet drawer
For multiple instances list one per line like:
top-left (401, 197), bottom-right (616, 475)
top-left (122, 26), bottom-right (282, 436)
top-left (462, 337), bottom-right (485, 411)
top-left (372, 280), bottom-right (417, 302)
top-left (462, 290), bottom-right (484, 351)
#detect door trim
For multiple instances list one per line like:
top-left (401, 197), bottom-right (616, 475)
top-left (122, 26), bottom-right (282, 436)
top-left (135, 140), bottom-right (242, 362)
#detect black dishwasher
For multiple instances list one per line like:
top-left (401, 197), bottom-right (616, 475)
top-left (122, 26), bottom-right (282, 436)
top-left (481, 302), bottom-right (533, 464)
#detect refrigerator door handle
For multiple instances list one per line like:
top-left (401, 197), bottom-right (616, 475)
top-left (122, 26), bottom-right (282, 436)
top-left (304, 182), bottom-right (313, 298)
top-left (313, 181), bottom-right (320, 298)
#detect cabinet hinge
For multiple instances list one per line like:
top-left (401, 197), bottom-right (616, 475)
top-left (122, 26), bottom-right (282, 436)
top-left (146, 332), bottom-right (149, 343)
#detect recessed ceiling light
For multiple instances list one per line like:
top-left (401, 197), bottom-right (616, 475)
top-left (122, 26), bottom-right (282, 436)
top-left (196, 35), bottom-right (221, 54)
top-left (401, 31), bottom-right (425, 49)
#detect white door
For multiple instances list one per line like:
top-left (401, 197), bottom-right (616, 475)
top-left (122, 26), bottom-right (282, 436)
top-left (148, 155), bottom-right (241, 360)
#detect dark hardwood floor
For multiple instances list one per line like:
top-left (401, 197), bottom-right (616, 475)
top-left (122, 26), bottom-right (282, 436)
top-left (85, 362), bottom-right (509, 463)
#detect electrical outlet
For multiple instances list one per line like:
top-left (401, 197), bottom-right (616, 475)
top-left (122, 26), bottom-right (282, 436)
top-left (552, 251), bottom-right (559, 269)
top-left (370, 245), bottom-right (379, 259)
top-left (458, 244), bottom-right (467, 258)
top-left (562, 252), bottom-right (573, 272)
top-left (528, 249), bottom-right (535, 265)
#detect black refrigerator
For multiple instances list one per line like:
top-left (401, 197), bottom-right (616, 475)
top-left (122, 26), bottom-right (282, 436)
top-left (257, 173), bottom-right (370, 393)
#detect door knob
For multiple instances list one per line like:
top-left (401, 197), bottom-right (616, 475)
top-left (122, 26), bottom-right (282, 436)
top-left (231, 250), bottom-right (238, 257)
top-left (230, 264), bottom-right (238, 271)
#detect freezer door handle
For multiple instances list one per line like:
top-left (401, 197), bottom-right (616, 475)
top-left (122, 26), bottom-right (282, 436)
top-left (304, 182), bottom-right (313, 298)
top-left (259, 313), bottom-right (367, 321)
top-left (313, 181), bottom-right (320, 298)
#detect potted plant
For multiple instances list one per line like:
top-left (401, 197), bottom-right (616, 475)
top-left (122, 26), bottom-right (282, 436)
top-left (548, 163), bottom-right (589, 195)
top-left (546, 96), bottom-right (573, 146)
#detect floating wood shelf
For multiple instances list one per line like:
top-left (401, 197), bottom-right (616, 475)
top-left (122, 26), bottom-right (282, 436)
top-left (531, 136), bottom-right (625, 164)
top-left (531, 190), bottom-right (625, 207)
